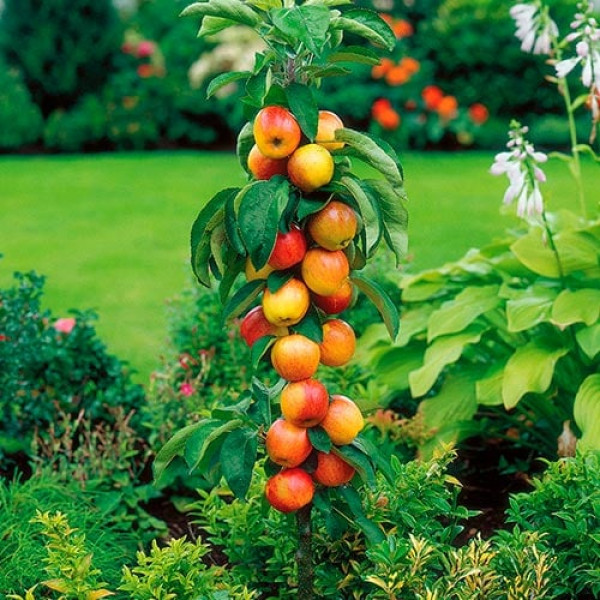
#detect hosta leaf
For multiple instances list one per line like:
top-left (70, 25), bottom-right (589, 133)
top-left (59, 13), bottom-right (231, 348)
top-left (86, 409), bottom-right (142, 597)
top-left (552, 288), bottom-right (600, 327)
top-left (182, 0), bottom-right (261, 28)
top-left (286, 82), bottom-right (318, 141)
top-left (502, 338), bottom-right (569, 409)
top-left (576, 322), bottom-right (600, 359)
top-left (351, 272), bottom-right (399, 341)
top-left (335, 128), bottom-right (403, 188)
top-left (573, 374), bottom-right (600, 451)
top-left (397, 304), bottom-right (433, 346)
top-left (330, 8), bottom-right (396, 51)
top-left (207, 70), bottom-right (251, 99)
top-left (506, 285), bottom-right (557, 332)
top-left (238, 177), bottom-right (290, 269)
top-left (221, 428), bottom-right (258, 499)
top-left (270, 4), bottom-right (330, 55)
top-left (476, 361), bottom-right (507, 406)
top-left (222, 279), bottom-right (265, 322)
top-left (409, 325), bottom-right (486, 398)
top-left (428, 285), bottom-right (500, 341)
top-left (374, 345), bottom-right (424, 392)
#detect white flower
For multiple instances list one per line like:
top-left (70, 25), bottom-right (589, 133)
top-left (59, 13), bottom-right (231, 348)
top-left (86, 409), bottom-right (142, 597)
top-left (510, 1), bottom-right (559, 55)
top-left (490, 122), bottom-right (547, 220)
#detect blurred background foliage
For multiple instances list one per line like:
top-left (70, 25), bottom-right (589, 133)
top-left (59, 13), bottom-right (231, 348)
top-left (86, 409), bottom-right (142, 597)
top-left (0, 0), bottom-right (589, 153)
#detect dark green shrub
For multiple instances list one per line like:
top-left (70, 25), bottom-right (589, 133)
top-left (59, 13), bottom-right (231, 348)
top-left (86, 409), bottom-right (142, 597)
top-left (0, 60), bottom-right (43, 150)
top-left (0, 271), bottom-right (146, 460)
top-left (0, 0), bottom-right (122, 114)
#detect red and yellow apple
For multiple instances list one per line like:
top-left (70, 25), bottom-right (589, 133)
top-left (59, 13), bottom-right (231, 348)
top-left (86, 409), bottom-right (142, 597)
top-left (240, 306), bottom-right (287, 347)
top-left (280, 378), bottom-right (329, 427)
top-left (287, 144), bottom-right (334, 193)
top-left (311, 279), bottom-right (354, 315)
top-left (301, 248), bottom-right (350, 296)
top-left (307, 201), bottom-right (357, 251)
top-left (315, 110), bottom-right (345, 151)
top-left (268, 224), bottom-right (308, 270)
top-left (271, 334), bottom-right (320, 381)
top-left (265, 467), bottom-right (315, 513)
top-left (247, 143), bottom-right (289, 180)
top-left (319, 319), bottom-right (356, 367)
top-left (320, 395), bottom-right (364, 445)
top-left (313, 451), bottom-right (355, 487)
top-left (262, 278), bottom-right (310, 327)
top-left (253, 106), bottom-right (301, 159)
top-left (265, 418), bottom-right (313, 468)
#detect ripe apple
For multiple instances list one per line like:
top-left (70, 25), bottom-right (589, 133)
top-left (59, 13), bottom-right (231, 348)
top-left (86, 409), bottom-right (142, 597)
top-left (247, 144), bottom-right (289, 180)
top-left (240, 306), bottom-right (287, 347)
top-left (287, 144), bottom-right (334, 193)
top-left (280, 378), bottom-right (329, 427)
top-left (265, 467), bottom-right (315, 513)
top-left (312, 279), bottom-right (354, 315)
top-left (271, 334), bottom-right (320, 381)
top-left (262, 278), bottom-right (310, 327)
top-left (313, 451), bottom-right (356, 487)
top-left (307, 201), bottom-right (358, 251)
top-left (301, 248), bottom-right (350, 296)
top-left (319, 319), bottom-right (356, 367)
top-left (320, 395), bottom-right (364, 445)
top-left (265, 418), bottom-right (313, 468)
top-left (315, 110), bottom-right (345, 151)
top-left (253, 106), bottom-right (302, 159)
top-left (245, 256), bottom-right (274, 281)
top-left (268, 224), bottom-right (308, 270)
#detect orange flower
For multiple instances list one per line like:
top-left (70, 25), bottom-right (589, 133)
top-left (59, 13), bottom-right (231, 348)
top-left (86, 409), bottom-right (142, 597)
top-left (437, 95), bottom-right (458, 120)
top-left (385, 65), bottom-right (410, 86)
top-left (371, 98), bottom-right (392, 118)
top-left (372, 58), bottom-right (394, 79)
top-left (399, 56), bottom-right (420, 75)
top-left (468, 103), bottom-right (489, 124)
top-left (137, 63), bottom-right (155, 78)
top-left (375, 108), bottom-right (401, 130)
top-left (421, 85), bottom-right (444, 110)
top-left (393, 19), bottom-right (413, 38)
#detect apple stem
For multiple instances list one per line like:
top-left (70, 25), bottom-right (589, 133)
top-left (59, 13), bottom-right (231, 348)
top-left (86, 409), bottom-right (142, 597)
top-left (296, 503), bottom-right (314, 599)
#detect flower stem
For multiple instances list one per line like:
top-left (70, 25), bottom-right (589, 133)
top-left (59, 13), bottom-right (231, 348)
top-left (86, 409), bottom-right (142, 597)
top-left (296, 504), bottom-right (314, 600)
top-left (561, 78), bottom-right (588, 219)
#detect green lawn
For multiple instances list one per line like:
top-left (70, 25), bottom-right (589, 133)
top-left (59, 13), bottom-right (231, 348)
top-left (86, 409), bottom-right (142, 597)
top-left (1, 151), bottom-right (597, 383)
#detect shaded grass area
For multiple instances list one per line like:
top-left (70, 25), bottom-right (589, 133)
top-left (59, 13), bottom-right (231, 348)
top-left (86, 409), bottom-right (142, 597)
top-left (1, 151), bottom-right (597, 383)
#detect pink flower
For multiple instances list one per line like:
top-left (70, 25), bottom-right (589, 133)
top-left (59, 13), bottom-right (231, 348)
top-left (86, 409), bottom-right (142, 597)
top-left (180, 382), bottom-right (195, 397)
top-left (136, 41), bottom-right (156, 58)
top-left (54, 318), bottom-right (76, 334)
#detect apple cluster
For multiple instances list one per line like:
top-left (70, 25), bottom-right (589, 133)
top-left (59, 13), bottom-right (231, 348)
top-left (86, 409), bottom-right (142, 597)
top-left (239, 105), bottom-right (366, 513)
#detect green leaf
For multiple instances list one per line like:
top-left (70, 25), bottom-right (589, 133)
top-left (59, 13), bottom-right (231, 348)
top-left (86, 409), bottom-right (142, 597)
top-left (333, 443), bottom-right (376, 487)
top-left (552, 288), bottom-right (600, 327)
top-left (267, 270), bottom-right (293, 293)
top-left (222, 279), bottom-right (265, 322)
top-left (185, 419), bottom-right (243, 472)
top-left (573, 374), bottom-right (600, 451)
top-left (251, 334), bottom-right (276, 370)
top-left (427, 285), bottom-right (500, 341)
top-left (236, 121), bottom-right (255, 176)
top-left (182, 0), bottom-right (261, 28)
top-left (224, 192), bottom-right (246, 255)
top-left (363, 178), bottom-right (409, 264)
top-left (308, 427), bottom-right (331, 453)
top-left (270, 4), bottom-right (330, 55)
top-left (209, 223), bottom-right (228, 277)
top-left (292, 305), bottom-right (323, 343)
top-left (502, 338), bottom-right (569, 410)
top-left (207, 71), bottom-right (251, 99)
top-left (238, 177), bottom-right (290, 269)
top-left (286, 83), bottom-right (318, 141)
top-left (475, 362), bottom-right (507, 406)
top-left (221, 428), bottom-right (258, 499)
top-left (506, 286), bottom-right (557, 332)
top-left (397, 304), bottom-right (433, 346)
top-left (330, 8), bottom-right (396, 51)
top-left (373, 346), bottom-right (424, 392)
top-left (153, 421), bottom-right (206, 483)
top-left (198, 15), bottom-right (237, 36)
top-left (351, 272), bottom-right (399, 341)
top-left (218, 252), bottom-right (245, 304)
top-left (335, 128), bottom-right (403, 188)
top-left (250, 377), bottom-right (284, 426)
top-left (576, 322), bottom-right (600, 359)
top-left (247, 0), bottom-right (281, 9)
top-left (191, 188), bottom-right (239, 286)
top-left (328, 45), bottom-right (380, 66)
top-left (337, 486), bottom-right (384, 545)
top-left (244, 71), bottom-right (269, 107)
top-left (296, 196), bottom-right (330, 221)
top-left (408, 325), bottom-right (486, 398)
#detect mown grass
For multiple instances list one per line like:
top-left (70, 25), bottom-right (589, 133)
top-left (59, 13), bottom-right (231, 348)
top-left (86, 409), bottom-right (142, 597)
top-left (1, 151), bottom-right (597, 382)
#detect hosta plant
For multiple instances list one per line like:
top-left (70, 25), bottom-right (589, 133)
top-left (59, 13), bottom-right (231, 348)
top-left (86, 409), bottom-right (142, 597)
top-left (154, 0), bottom-right (408, 596)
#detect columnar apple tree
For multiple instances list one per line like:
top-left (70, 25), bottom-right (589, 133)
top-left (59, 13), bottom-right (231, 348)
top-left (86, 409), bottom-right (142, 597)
top-left (155, 0), bottom-right (408, 595)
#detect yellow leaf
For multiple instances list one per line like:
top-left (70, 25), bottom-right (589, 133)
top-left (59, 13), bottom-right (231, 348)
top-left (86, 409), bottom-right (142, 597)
top-left (43, 579), bottom-right (69, 593)
top-left (87, 589), bottom-right (115, 600)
